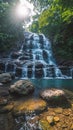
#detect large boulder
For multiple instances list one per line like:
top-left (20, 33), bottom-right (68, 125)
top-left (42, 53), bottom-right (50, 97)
top-left (13, 99), bottom-right (47, 116)
top-left (40, 88), bottom-right (69, 106)
top-left (9, 80), bottom-right (34, 96)
top-left (0, 73), bottom-right (12, 83)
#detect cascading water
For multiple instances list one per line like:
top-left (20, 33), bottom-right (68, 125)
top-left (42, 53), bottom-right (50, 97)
top-left (15, 112), bottom-right (42, 130)
top-left (0, 32), bottom-right (72, 79)
top-left (20, 32), bottom-right (63, 79)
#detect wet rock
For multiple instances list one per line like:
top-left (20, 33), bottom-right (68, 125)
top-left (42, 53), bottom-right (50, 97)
top-left (39, 34), bottom-right (44, 45)
top-left (39, 119), bottom-right (51, 130)
top-left (27, 68), bottom-right (33, 78)
top-left (19, 56), bottom-right (30, 60)
top-left (11, 52), bottom-right (20, 59)
top-left (60, 66), bottom-right (71, 77)
top-left (0, 73), bottom-right (12, 83)
top-left (0, 104), bottom-right (14, 113)
top-left (28, 116), bottom-right (39, 124)
top-left (35, 68), bottom-right (44, 78)
top-left (9, 80), bottom-right (34, 96)
top-left (27, 65), bottom-right (33, 78)
top-left (6, 63), bottom-right (15, 72)
top-left (46, 116), bottom-right (54, 124)
top-left (40, 88), bottom-right (68, 106)
top-left (35, 63), bottom-right (44, 78)
top-left (35, 63), bottom-right (44, 68)
top-left (0, 113), bottom-right (14, 130)
top-left (13, 99), bottom-right (47, 116)
top-left (54, 116), bottom-right (60, 122)
top-left (0, 91), bottom-right (9, 97)
top-left (0, 62), bottom-right (5, 72)
top-left (0, 83), bottom-right (3, 86)
top-left (54, 108), bottom-right (63, 114)
top-left (72, 104), bottom-right (73, 108)
top-left (0, 97), bottom-right (8, 106)
top-left (71, 124), bottom-right (73, 130)
top-left (46, 65), bottom-right (55, 77)
top-left (63, 109), bottom-right (71, 116)
top-left (62, 124), bottom-right (68, 128)
top-left (15, 67), bottom-right (22, 77)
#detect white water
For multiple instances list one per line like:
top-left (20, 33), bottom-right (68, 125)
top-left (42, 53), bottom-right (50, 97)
top-left (3, 32), bottom-right (72, 79)
top-left (15, 112), bottom-right (42, 130)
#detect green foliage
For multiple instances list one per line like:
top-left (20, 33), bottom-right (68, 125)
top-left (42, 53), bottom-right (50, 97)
top-left (29, 20), bottom-right (39, 33)
top-left (35, 0), bottom-right (73, 60)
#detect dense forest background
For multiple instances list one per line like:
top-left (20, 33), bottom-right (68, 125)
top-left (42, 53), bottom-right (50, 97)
top-left (0, 0), bottom-right (73, 65)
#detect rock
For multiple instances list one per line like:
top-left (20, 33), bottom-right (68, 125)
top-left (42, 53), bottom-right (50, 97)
top-left (40, 88), bottom-right (67, 106)
top-left (40, 88), bottom-right (65, 100)
top-left (11, 52), bottom-right (20, 59)
top-left (0, 91), bottom-right (9, 97)
top-left (0, 62), bottom-right (5, 72)
top-left (54, 116), bottom-right (60, 122)
top-left (5, 63), bottom-right (15, 72)
top-left (62, 124), bottom-right (68, 128)
top-left (0, 83), bottom-right (3, 86)
top-left (0, 104), bottom-right (14, 113)
top-left (63, 109), bottom-right (71, 116)
top-left (39, 119), bottom-right (51, 130)
top-left (0, 113), bottom-right (14, 130)
top-left (71, 124), bottom-right (73, 130)
top-left (13, 99), bottom-right (47, 116)
top-left (72, 104), bottom-right (73, 109)
top-left (15, 67), bottom-right (22, 77)
top-left (46, 65), bottom-right (55, 77)
top-left (0, 73), bottom-right (12, 83)
top-left (0, 97), bottom-right (8, 106)
top-left (35, 63), bottom-right (44, 78)
top-left (54, 108), bottom-right (63, 114)
top-left (46, 116), bottom-right (54, 124)
top-left (35, 68), bottom-right (44, 78)
top-left (28, 116), bottom-right (39, 124)
top-left (9, 80), bottom-right (34, 96)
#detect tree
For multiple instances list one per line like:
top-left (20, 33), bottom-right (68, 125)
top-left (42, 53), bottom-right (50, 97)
top-left (30, 0), bottom-right (73, 60)
top-left (0, 2), bottom-right (24, 53)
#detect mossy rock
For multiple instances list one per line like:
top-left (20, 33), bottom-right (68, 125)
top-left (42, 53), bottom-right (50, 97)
top-left (9, 80), bottom-right (34, 96)
top-left (13, 99), bottom-right (47, 116)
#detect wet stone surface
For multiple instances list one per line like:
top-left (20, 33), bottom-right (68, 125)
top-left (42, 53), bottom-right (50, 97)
top-left (0, 81), bottom-right (73, 130)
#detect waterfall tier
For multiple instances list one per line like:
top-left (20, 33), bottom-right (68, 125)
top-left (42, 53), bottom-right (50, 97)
top-left (0, 32), bottom-right (72, 79)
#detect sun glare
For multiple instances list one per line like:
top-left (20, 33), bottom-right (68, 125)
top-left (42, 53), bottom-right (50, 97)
top-left (16, 0), bottom-right (35, 18)
top-left (16, 4), bottom-right (28, 18)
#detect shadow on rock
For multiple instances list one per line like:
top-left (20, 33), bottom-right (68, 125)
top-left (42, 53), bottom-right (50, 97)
top-left (40, 88), bottom-right (71, 108)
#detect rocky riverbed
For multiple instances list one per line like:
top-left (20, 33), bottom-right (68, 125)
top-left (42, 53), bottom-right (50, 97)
top-left (0, 79), bottom-right (73, 130)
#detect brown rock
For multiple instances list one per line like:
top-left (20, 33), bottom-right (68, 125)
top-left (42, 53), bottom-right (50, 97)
top-left (54, 116), bottom-right (60, 122)
top-left (46, 116), bottom-right (54, 124)
top-left (2, 104), bottom-right (14, 112)
top-left (39, 119), bottom-right (51, 130)
top-left (63, 109), bottom-right (71, 116)
top-left (62, 124), bottom-right (68, 128)
top-left (71, 124), bottom-right (73, 130)
top-left (13, 99), bottom-right (47, 116)
top-left (54, 108), bottom-right (63, 114)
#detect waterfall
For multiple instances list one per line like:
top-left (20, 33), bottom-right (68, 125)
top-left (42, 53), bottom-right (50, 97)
top-left (1, 32), bottom-right (72, 79)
